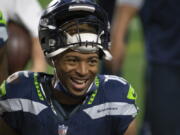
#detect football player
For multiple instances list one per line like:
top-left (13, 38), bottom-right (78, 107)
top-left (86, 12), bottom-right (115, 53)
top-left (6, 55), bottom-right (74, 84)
top-left (0, 11), bottom-right (19, 135)
top-left (0, 0), bottom-right (138, 135)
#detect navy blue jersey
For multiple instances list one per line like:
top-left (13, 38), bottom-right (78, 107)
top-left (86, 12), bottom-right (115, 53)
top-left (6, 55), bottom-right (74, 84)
top-left (0, 71), bottom-right (137, 135)
top-left (139, 0), bottom-right (180, 66)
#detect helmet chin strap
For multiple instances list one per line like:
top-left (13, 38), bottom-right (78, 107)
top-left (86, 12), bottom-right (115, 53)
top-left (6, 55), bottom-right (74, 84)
top-left (51, 59), bottom-right (62, 86)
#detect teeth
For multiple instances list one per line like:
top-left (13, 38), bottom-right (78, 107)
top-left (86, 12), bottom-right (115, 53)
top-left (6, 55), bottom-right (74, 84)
top-left (76, 80), bottom-right (85, 84)
top-left (72, 78), bottom-right (86, 84)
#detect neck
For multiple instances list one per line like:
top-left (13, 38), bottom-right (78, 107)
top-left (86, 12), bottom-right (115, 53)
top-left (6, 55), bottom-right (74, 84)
top-left (52, 90), bottom-right (85, 105)
top-left (51, 76), bottom-right (86, 105)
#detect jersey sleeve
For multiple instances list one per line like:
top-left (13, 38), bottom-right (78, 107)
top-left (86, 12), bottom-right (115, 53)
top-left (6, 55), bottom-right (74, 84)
top-left (102, 75), bottom-right (138, 134)
top-left (0, 71), bottom-right (33, 131)
top-left (0, 71), bottom-right (34, 113)
top-left (0, 80), bottom-right (21, 131)
top-left (0, 79), bottom-right (11, 117)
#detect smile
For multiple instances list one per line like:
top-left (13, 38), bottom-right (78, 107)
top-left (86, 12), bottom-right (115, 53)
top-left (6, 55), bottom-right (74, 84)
top-left (71, 78), bottom-right (87, 84)
top-left (70, 77), bottom-right (88, 90)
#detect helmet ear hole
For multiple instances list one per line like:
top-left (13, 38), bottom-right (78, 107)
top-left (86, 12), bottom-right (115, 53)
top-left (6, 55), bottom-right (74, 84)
top-left (44, 31), bottom-right (68, 53)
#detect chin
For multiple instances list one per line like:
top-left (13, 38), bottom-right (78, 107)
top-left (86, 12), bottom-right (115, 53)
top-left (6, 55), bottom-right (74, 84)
top-left (69, 89), bottom-right (87, 97)
top-left (71, 92), bottom-right (86, 97)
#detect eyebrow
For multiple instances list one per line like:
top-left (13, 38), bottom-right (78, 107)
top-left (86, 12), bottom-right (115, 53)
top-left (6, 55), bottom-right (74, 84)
top-left (65, 55), bottom-right (99, 59)
top-left (88, 56), bottom-right (99, 59)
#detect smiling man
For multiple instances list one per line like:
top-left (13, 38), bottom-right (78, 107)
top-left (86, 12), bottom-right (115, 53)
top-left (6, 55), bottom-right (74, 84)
top-left (0, 0), bottom-right (138, 135)
top-left (53, 50), bottom-right (99, 96)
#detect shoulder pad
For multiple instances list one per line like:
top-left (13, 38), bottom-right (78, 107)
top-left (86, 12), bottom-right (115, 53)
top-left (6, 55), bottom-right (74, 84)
top-left (6, 71), bottom-right (32, 84)
top-left (103, 75), bottom-right (128, 85)
top-left (102, 75), bottom-right (137, 101)
top-left (0, 71), bottom-right (33, 97)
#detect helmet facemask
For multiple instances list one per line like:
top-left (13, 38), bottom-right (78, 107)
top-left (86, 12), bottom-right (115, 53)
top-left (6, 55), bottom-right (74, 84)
top-left (42, 16), bottom-right (111, 60)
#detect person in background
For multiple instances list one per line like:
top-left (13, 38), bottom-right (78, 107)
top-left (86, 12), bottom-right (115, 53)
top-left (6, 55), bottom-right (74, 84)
top-left (96, 0), bottom-right (117, 75)
top-left (0, 11), bottom-right (8, 84)
top-left (109, 0), bottom-right (180, 134)
top-left (0, 11), bottom-right (19, 135)
top-left (0, 0), bottom-right (138, 135)
top-left (0, 0), bottom-right (47, 74)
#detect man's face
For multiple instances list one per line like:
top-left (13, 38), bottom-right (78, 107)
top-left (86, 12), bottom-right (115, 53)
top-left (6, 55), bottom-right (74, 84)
top-left (54, 50), bottom-right (99, 96)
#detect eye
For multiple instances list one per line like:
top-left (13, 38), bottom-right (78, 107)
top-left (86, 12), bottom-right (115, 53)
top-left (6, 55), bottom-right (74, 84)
top-left (88, 58), bottom-right (99, 66)
top-left (66, 57), bottom-right (78, 65)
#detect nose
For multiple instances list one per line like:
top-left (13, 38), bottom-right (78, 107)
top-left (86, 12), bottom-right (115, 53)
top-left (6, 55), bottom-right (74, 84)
top-left (76, 62), bottom-right (88, 76)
